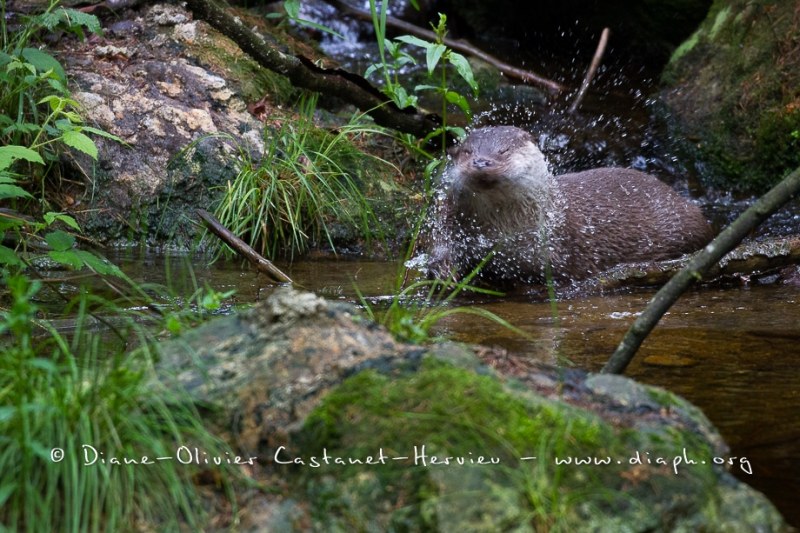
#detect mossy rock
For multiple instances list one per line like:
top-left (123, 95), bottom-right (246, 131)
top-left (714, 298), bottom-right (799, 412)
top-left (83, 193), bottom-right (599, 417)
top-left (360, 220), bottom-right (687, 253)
top-left (283, 358), bottom-right (782, 531)
top-left (158, 288), bottom-right (786, 531)
top-left (660, 0), bottom-right (800, 192)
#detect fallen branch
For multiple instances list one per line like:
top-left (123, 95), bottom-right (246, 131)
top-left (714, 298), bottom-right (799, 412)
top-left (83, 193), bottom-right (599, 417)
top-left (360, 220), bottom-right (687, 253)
top-left (586, 235), bottom-right (800, 290)
top-left (197, 209), bottom-right (293, 283)
top-left (602, 166), bottom-right (800, 375)
top-left (568, 27), bottom-right (610, 114)
top-left (183, 0), bottom-right (441, 139)
top-left (323, 0), bottom-right (564, 94)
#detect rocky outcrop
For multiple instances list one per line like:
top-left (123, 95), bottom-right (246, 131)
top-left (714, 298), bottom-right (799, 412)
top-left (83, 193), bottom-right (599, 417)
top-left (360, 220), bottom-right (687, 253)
top-left (660, 0), bottom-right (800, 192)
top-left (56, 3), bottom-right (283, 246)
top-left (158, 288), bottom-right (787, 531)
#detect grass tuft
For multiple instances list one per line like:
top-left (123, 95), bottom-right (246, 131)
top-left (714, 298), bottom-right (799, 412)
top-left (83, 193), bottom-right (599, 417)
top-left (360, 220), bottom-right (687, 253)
top-left (209, 94), bottom-right (396, 260)
top-left (0, 275), bottom-right (237, 531)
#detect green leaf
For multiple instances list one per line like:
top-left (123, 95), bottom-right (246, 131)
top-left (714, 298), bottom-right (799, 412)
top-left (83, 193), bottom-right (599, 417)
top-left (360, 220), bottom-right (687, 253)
top-left (61, 130), bottom-right (98, 159)
top-left (385, 39), bottom-right (399, 57)
top-left (413, 84), bottom-right (439, 93)
top-left (0, 245), bottom-right (22, 266)
top-left (425, 43), bottom-right (446, 75)
top-left (445, 125), bottom-right (467, 139)
top-left (165, 314), bottom-right (183, 335)
top-left (81, 126), bottom-right (124, 143)
top-left (0, 183), bottom-right (33, 200)
top-left (284, 0), bottom-right (300, 18)
top-left (364, 64), bottom-right (379, 79)
top-left (28, 357), bottom-right (58, 373)
top-left (21, 47), bottom-right (66, 82)
top-left (0, 145), bottom-right (44, 170)
top-left (45, 230), bottom-right (76, 252)
top-left (38, 94), bottom-right (65, 112)
top-left (48, 250), bottom-right (83, 269)
top-left (43, 212), bottom-right (81, 231)
top-left (447, 52), bottom-right (479, 94)
top-left (59, 8), bottom-right (102, 37)
top-left (2, 122), bottom-right (42, 137)
top-left (0, 478), bottom-right (16, 509)
top-left (395, 35), bottom-right (432, 50)
top-left (76, 250), bottom-right (123, 276)
top-left (445, 90), bottom-right (472, 117)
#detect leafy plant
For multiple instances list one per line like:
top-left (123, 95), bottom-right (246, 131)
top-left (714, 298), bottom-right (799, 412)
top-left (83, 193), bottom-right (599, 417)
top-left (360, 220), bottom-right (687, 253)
top-left (0, 276), bottom-right (237, 531)
top-left (0, 3), bottom-right (111, 176)
top-left (357, 273), bottom-right (526, 344)
top-left (0, 147), bottom-right (124, 280)
top-left (364, 3), bottom-right (479, 150)
top-left (0, 0), bottom-right (124, 280)
top-left (209, 94), bottom-right (395, 259)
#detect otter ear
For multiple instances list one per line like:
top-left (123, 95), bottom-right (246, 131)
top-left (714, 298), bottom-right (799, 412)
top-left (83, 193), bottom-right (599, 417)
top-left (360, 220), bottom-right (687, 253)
top-left (446, 145), bottom-right (460, 158)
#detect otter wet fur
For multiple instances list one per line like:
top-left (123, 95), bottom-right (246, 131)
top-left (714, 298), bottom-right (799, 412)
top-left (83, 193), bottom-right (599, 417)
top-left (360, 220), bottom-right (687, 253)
top-left (428, 126), bottom-right (714, 286)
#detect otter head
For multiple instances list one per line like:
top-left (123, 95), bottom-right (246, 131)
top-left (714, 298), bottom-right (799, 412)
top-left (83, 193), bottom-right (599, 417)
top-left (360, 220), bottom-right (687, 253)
top-left (446, 126), bottom-right (551, 195)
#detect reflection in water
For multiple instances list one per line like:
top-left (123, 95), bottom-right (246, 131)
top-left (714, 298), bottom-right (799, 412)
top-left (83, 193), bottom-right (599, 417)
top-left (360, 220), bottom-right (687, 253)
top-left (107, 251), bottom-right (800, 525)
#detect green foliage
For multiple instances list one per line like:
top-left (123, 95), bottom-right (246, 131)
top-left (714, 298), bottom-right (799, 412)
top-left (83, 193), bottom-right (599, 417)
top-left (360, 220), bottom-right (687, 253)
top-left (358, 265), bottom-right (524, 345)
top-left (209, 94), bottom-right (393, 259)
top-left (0, 276), bottom-right (237, 531)
top-left (0, 3), bottom-right (112, 172)
top-left (0, 0), bottom-right (125, 278)
top-left (356, 216), bottom-right (524, 344)
top-left (364, 4), bottom-right (479, 150)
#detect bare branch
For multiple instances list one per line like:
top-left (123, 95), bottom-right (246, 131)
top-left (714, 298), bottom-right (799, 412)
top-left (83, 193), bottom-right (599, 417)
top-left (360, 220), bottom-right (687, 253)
top-left (569, 27), bottom-right (610, 114)
top-left (183, 0), bottom-right (441, 138)
top-left (197, 209), bottom-right (293, 283)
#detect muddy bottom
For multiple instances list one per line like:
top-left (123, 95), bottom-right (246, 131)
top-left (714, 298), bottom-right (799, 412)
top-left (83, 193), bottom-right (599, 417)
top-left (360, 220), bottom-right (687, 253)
top-left (102, 250), bottom-right (800, 526)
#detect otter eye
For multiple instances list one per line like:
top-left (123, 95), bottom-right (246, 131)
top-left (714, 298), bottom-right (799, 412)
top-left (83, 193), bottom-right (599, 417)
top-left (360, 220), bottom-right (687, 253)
top-left (498, 148), bottom-right (509, 155)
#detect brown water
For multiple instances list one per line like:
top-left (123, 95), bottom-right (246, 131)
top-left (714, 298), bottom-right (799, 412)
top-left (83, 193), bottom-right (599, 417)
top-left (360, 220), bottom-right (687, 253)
top-left (109, 251), bottom-right (800, 525)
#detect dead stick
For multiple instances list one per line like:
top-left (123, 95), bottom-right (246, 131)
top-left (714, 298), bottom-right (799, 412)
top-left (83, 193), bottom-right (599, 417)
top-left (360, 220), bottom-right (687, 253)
top-left (197, 209), bottom-right (293, 283)
top-left (324, 0), bottom-right (564, 94)
top-left (569, 27), bottom-right (610, 113)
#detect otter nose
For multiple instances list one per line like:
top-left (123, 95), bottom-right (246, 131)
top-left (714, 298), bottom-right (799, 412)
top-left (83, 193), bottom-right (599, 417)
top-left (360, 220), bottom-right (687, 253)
top-left (472, 158), bottom-right (493, 169)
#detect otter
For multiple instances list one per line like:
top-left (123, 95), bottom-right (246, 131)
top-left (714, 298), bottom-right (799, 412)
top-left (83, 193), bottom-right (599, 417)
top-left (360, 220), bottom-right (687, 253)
top-left (429, 126), bottom-right (713, 285)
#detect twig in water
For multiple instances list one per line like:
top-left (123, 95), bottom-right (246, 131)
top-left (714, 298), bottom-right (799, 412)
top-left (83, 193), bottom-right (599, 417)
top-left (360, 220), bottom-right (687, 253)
top-left (197, 209), bottom-right (293, 283)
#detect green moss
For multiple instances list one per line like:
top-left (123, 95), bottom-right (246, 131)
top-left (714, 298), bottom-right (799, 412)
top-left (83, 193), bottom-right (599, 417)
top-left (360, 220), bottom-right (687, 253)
top-left (662, 0), bottom-right (800, 192)
top-left (668, 28), bottom-right (701, 65)
top-left (286, 359), bottom-right (720, 530)
top-left (188, 36), bottom-right (296, 105)
top-left (708, 5), bottom-right (731, 40)
top-left (753, 107), bottom-right (800, 185)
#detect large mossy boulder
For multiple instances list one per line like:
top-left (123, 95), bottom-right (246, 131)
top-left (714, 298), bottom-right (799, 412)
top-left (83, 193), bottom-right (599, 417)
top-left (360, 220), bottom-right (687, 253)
top-left (660, 0), bottom-right (800, 193)
top-left (158, 288), bottom-right (786, 531)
